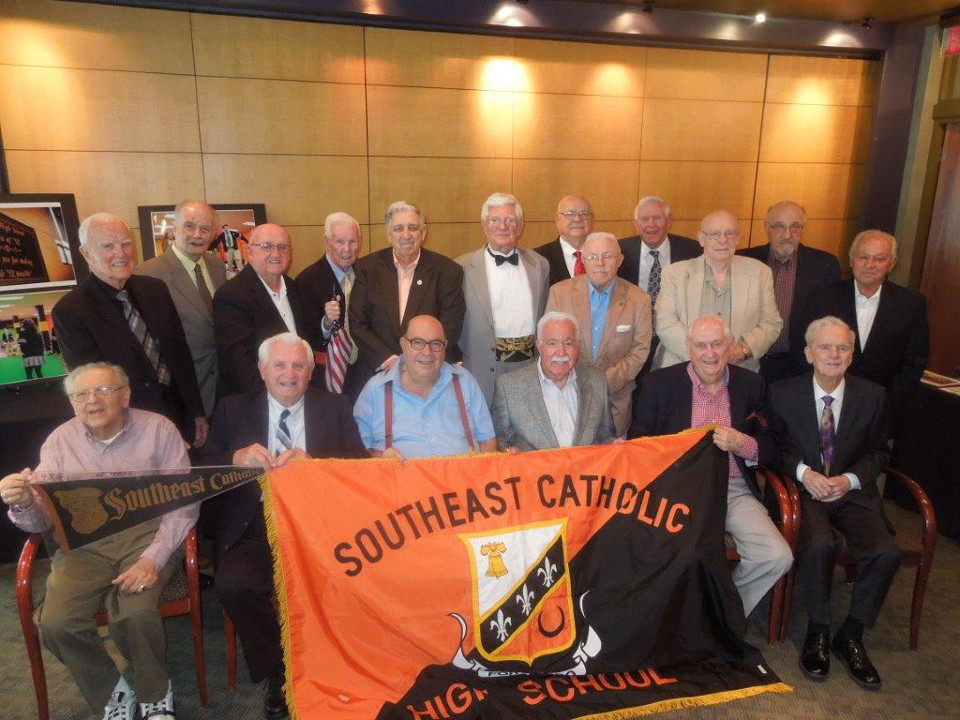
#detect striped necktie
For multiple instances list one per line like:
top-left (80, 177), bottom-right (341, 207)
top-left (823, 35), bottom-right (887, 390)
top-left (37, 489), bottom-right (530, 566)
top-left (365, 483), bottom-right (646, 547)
top-left (819, 396), bottom-right (835, 475)
top-left (277, 408), bottom-right (293, 453)
top-left (116, 289), bottom-right (170, 384)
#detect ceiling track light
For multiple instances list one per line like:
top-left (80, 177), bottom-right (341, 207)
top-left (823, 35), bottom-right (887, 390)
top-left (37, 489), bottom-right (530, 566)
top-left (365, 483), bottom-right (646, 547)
top-left (754, 12), bottom-right (767, 24)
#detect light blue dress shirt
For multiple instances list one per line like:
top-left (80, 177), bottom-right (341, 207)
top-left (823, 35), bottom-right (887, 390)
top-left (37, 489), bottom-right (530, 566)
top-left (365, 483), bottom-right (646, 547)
top-left (588, 283), bottom-right (612, 361)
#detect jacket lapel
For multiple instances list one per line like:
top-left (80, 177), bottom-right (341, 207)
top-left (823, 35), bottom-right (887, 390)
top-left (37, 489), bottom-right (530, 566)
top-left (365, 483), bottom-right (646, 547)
top-left (464, 249), bottom-right (494, 328)
top-left (404, 256), bottom-right (434, 326)
top-left (520, 249), bottom-right (543, 321)
top-left (684, 258), bottom-right (704, 326)
top-left (730, 258), bottom-right (749, 341)
top-left (164, 250), bottom-right (207, 316)
top-left (597, 280), bottom-right (627, 358)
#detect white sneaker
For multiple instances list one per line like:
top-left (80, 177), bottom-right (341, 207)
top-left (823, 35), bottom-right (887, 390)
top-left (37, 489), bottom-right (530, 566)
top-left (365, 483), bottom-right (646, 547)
top-left (102, 676), bottom-right (137, 720)
top-left (139, 680), bottom-right (176, 719)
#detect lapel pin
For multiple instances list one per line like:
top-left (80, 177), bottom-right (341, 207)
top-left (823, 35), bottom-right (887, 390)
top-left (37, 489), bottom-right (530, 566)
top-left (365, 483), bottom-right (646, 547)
top-left (416, 279), bottom-right (423, 286)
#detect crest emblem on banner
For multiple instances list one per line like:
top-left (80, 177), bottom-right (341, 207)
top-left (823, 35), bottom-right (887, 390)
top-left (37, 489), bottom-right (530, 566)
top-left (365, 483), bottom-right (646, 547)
top-left (460, 520), bottom-right (577, 665)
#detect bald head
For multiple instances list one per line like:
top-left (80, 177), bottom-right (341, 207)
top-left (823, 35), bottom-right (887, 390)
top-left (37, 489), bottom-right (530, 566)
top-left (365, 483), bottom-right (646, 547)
top-left (698, 210), bottom-right (741, 266)
top-left (248, 223), bottom-right (292, 288)
top-left (174, 201), bottom-right (218, 261)
top-left (555, 194), bottom-right (594, 248)
top-left (401, 315), bottom-right (447, 388)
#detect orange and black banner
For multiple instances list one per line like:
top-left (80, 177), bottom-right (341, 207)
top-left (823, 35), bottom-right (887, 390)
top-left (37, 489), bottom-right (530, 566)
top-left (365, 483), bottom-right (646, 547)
top-left (34, 465), bottom-right (263, 552)
top-left (264, 430), bottom-right (791, 719)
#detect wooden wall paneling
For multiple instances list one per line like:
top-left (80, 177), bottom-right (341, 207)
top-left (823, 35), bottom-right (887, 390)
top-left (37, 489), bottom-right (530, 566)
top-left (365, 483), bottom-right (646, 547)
top-left (753, 162), bottom-right (866, 220)
top-left (365, 28), bottom-right (515, 90)
top-left (283, 225), bottom-right (327, 276)
top-left (405, 223), bottom-right (481, 259)
top-left (512, 159), bottom-right (640, 221)
top-left (191, 14), bottom-right (364, 83)
top-left (0, 0), bottom-right (193, 74)
top-left (645, 48), bottom-right (768, 102)
top-left (520, 220), bottom-right (638, 248)
top-left (669, 219), bottom-right (704, 240)
top-left (640, 99), bottom-right (763, 161)
top-left (196, 78), bottom-right (367, 155)
top-left (759, 103), bottom-right (873, 163)
top-left (0, 66), bottom-right (200, 152)
top-left (203, 155), bottom-right (369, 227)
top-left (514, 39), bottom-right (646, 97)
top-left (513, 94), bottom-right (644, 159)
top-left (367, 157), bottom-right (512, 224)
top-left (5, 150), bottom-right (204, 229)
top-left (638, 161), bottom-right (758, 220)
top-left (766, 56), bottom-right (880, 106)
top-left (366, 86), bottom-right (513, 158)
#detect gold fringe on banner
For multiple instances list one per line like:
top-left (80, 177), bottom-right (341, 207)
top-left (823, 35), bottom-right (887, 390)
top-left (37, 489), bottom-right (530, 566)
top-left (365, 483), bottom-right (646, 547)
top-left (579, 682), bottom-right (794, 719)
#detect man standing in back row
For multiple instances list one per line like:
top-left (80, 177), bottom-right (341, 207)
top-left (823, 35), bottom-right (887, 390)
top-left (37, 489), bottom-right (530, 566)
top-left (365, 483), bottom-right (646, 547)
top-left (534, 194), bottom-right (596, 286)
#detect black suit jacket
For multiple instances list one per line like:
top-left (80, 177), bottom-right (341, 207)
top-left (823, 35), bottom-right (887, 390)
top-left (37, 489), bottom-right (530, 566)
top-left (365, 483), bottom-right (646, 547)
top-left (533, 236), bottom-right (574, 286)
top-left (617, 233), bottom-right (701, 285)
top-left (52, 274), bottom-right (204, 436)
top-left (768, 373), bottom-right (889, 511)
top-left (629, 363), bottom-right (772, 498)
top-left (800, 279), bottom-right (928, 413)
top-left (213, 265), bottom-right (321, 397)
top-left (348, 247), bottom-right (466, 386)
top-left (199, 386), bottom-right (367, 555)
top-left (738, 243), bottom-right (840, 358)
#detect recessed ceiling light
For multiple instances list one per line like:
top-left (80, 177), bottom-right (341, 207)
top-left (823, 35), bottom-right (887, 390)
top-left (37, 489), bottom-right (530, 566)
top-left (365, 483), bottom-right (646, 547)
top-left (755, 12), bottom-right (767, 23)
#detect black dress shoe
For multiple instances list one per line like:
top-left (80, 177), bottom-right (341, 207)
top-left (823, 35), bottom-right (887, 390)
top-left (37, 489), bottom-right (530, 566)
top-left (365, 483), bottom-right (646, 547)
top-left (799, 628), bottom-right (830, 681)
top-left (265, 673), bottom-right (290, 720)
top-left (831, 632), bottom-right (882, 689)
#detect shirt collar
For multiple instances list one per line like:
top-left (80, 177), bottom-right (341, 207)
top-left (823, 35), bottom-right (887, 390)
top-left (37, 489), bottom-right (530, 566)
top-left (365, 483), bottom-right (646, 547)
top-left (326, 256), bottom-right (353, 285)
top-left (267, 392), bottom-right (305, 417)
top-left (256, 272), bottom-right (287, 298)
top-left (84, 410), bottom-right (132, 445)
top-left (813, 376), bottom-right (845, 404)
top-left (393, 250), bottom-right (421, 270)
top-left (855, 281), bottom-right (883, 302)
top-left (558, 236), bottom-right (580, 257)
top-left (588, 282), bottom-right (613, 301)
top-left (642, 238), bottom-right (669, 257)
top-left (687, 362), bottom-right (729, 395)
top-left (537, 358), bottom-right (577, 389)
top-left (170, 242), bottom-right (200, 269)
top-left (769, 247), bottom-right (797, 266)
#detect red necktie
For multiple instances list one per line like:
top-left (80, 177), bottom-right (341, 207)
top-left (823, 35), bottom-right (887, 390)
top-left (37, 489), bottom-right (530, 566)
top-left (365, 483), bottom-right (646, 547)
top-left (573, 251), bottom-right (586, 276)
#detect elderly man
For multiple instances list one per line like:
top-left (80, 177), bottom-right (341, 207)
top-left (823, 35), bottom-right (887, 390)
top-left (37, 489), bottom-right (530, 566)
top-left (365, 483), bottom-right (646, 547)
top-left (53, 213), bottom-right (206, 446)
top-left (801, 230), bottom-right (928, 421)
top-left (1, 362), bottom-right (197, 720)
top-left (136, 200), bottom-right (228, 416)
top-left (201, 333), bottom-right (365, 719)
top-left (618, 195), bottom-right (702, 295)
top-left (546, 232), bottom-right (651, 436)
top-left (297, 212), bottom-right (364, 397)
top-left (534, 194), bottom-right (596, 286)
top-left (769, 317), bottom-right (897, 689)
top-left (738, 201), bottom-right (840, 385)
top-left (491, 311), bottom-right (615, 450)
top-left (354, 315), bottom-right (496, 460)
top-left (349, 201), bottom-right (466, 391)
top-left (213, 223), bottom-right (321, 397)
top-left (458, 193), bottom-right (550, 404)
top-left (630, 316), bottom-right (792, 618)
top-left (654, 210), bottom-right (782, 373)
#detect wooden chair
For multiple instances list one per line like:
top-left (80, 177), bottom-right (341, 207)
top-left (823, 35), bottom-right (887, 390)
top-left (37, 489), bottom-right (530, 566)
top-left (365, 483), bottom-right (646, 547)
top-left (723, 466), bottom-right (798, 647)
top-left (778, 468), bottom-right (937, 649)
top-left (16, 528), bottom-right (208, 720)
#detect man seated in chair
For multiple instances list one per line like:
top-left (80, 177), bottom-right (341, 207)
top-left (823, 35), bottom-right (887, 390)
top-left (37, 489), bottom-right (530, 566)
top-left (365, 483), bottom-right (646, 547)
top-left (0, 362), bottom-right (196, 720)
top-left (353, 314), bottom-right (496, 460)
top-left (768, 316), bottom-right (898, 689)
top-left (200, 332), bottom-right (366, 719)
top-left (491, 311), bottom-right (617, 451)
top-left (628, 315), bottom-right (793, 620)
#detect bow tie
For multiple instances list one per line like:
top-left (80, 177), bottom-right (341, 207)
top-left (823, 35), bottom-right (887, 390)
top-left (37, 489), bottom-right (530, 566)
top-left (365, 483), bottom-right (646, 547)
top-left (488, 248), bottom-right (519, 266)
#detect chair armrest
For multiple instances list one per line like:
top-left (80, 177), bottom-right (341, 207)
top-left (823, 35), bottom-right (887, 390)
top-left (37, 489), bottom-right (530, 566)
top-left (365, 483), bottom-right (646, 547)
top-left (17, 534), bottom-right (42, 629)
top-left (771, 470), bottom-right (803, 549)
top-left (885, 468), bottom-right (938, 555)
top-left (757, 466), bottom-right (793, 544)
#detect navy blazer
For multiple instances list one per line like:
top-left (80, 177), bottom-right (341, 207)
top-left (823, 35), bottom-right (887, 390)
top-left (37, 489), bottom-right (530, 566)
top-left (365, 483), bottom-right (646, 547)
top-left (199, 386), bottom-right (367, 556)
top-left (629, 363), bottom-right (772, 499)
top-left (213, 264), bottom-right (321, 397)
top-left (800, 279), bottom-right (928, 414)
top-left (53, 274), bottom-right (204, 437)
top-left (737, 243), bottom-right (840, 359)
top-left (768, 373), bottom-right (889, 512)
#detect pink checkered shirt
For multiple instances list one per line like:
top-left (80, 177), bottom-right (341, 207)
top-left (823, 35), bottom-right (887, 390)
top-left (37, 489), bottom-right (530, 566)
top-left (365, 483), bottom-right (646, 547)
top-left (687, 363), bottom-right (758, 478)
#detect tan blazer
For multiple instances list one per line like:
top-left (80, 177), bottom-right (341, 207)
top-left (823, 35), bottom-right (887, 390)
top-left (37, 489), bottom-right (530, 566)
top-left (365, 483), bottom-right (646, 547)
top-left (653, 255), bottom-right (782, 372)
top-left (546, 276), bottom-right (651, 436)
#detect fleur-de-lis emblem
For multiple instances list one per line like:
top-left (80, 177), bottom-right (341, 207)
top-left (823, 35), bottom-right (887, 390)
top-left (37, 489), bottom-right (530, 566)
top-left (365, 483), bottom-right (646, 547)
top-left (490, 609), bottom-right (512, 642)
top-left (515, 584), bottom-right (535, 616)
top-left (537, 557), bottom-right (557, 588)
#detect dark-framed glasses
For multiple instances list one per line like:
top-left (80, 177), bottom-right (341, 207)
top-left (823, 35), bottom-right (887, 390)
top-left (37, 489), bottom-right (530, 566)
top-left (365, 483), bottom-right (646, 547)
top-left (404, 337), bottom-right (447, 352)
top-left (68, 385), bottom-right (127, 403)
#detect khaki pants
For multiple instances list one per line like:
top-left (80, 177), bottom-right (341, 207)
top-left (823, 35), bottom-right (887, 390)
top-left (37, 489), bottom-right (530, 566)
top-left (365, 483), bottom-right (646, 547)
top-left (37, 520), bottom-right (177, 713)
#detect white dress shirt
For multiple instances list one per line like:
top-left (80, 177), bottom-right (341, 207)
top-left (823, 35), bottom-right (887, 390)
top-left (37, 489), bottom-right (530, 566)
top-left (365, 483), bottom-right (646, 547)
top-left (257, 274), bottom-right (297, 335)
top-left (558, 236), bottom-right (580, 279)
top-left (267, 393), bottom-right (306, 456)
top-left (485, 247), bottom-right (536, 337)
top-left (796, 376), bottom-right (861, 489)
top-left (854, 282), bottom-right (882, 349)
top-left (537, 360), bottom-right (579, 447)
top-left (637, 238), bottom-right (673, 289)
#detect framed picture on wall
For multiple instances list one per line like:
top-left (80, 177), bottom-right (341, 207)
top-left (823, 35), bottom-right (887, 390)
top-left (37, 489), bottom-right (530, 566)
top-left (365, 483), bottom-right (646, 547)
top-left (0, 193), bottom-right (87, 293)
top-left (137, 203), bottom-right (267, 279)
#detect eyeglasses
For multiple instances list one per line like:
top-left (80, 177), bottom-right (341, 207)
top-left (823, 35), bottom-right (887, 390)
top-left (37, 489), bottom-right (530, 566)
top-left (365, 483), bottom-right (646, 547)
top-left (768, 222), bottom-right (805, 234)
top-left (701, 230), bottom-right (741, 241)
top-left (252, 242), bottom-right (292, 253)
top-left (68, 385), bottom-right (127, 403)
top-left (484, 216), bottom-right (518, 228)
top-left (583, 252), bottom-right (618, 262)
top-left (558, 210), bottom-right (594, 220)
top-left (404, 337), bottom-right (447, 352)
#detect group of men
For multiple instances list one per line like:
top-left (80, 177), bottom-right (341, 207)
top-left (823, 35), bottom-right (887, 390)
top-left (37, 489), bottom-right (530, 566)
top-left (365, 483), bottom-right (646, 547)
top-left (0, 190), bottom-right (929, 719)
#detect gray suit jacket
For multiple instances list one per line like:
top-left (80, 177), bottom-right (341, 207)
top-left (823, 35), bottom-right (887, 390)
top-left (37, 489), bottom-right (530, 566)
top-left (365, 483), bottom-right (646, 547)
top-left (491, 362), bottom-right (615, 451)
top-left (135, 249), bottom-right (227, 415)
top-left (456, 247), bottom-right (550, 404)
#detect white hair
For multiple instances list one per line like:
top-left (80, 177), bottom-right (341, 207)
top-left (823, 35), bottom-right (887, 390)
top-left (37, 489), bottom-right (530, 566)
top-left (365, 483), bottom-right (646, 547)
top-left (537, 311), bottom-right (581, 341)
top-left (64, 362), bottom-right (128, 395)
top-left (805, 316), bottom-right (855, 347)
top-left (849, 229), bottom-right (898, 264)
top-left (384, 201), bottom-right (424, 227)
top-left (325, 212), bottom-right (360, 239)
top-left (634, 196), bottom-right (672, 222)
top-left (481, 193), bottom-right (524, 224)
top-left (257, 332), bottom-right (315, 369)
top-left (78, 212), bottom-right (130, 247)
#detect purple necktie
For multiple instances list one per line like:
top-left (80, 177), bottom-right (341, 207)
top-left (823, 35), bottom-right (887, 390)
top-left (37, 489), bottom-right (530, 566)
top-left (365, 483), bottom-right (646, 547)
top-left (819, 395), bottom-right (835, 475)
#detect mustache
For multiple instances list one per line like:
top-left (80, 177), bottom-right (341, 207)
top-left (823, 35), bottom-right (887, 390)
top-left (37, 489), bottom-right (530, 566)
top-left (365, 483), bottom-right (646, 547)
top-left (550, 356), bottom-right (572, 364)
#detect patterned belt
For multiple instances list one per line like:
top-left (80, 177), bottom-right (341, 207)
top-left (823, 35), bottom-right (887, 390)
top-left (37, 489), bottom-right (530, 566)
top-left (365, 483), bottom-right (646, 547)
top-left (495, 335), bottom-right (535, 363)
